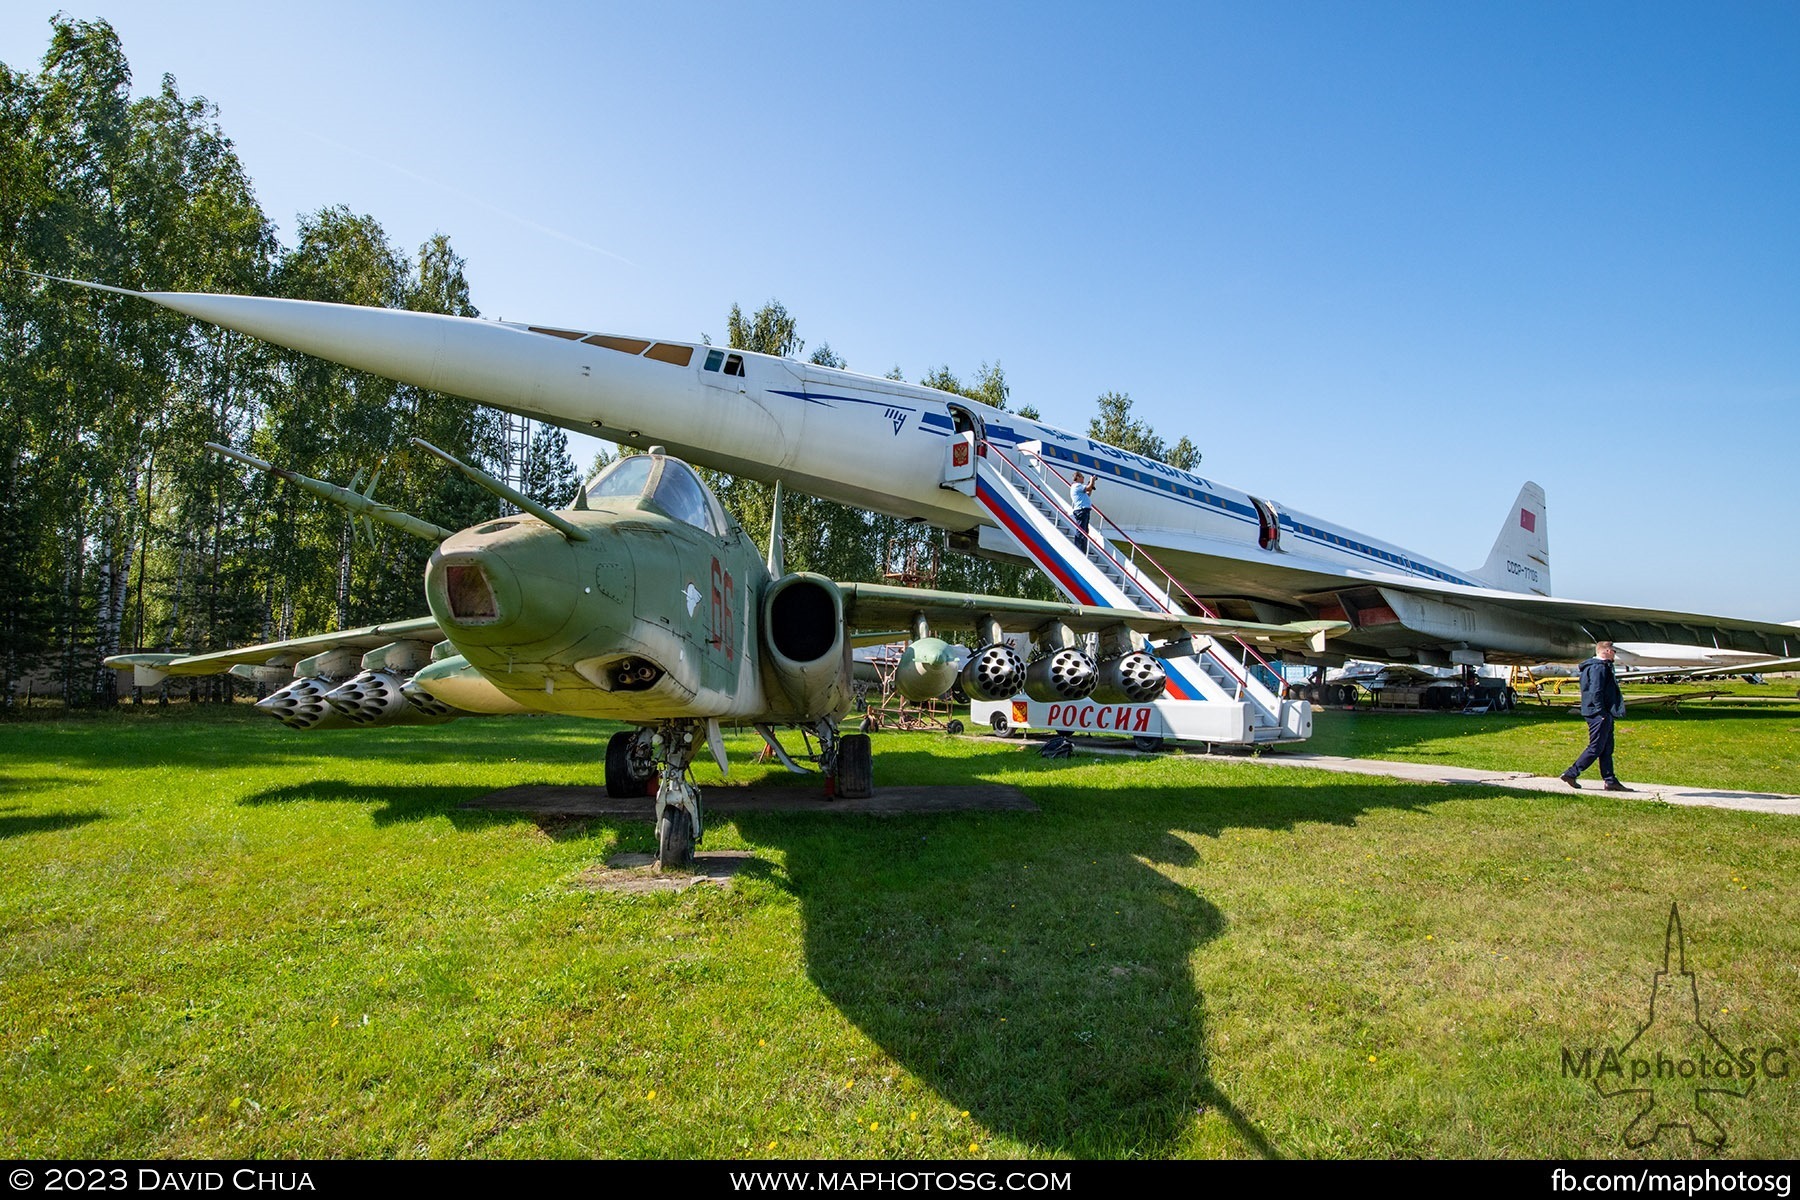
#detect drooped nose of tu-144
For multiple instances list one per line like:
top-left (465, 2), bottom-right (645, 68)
top-left (424, 514), bottom-right (585, 646)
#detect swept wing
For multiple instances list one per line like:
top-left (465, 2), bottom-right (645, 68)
top-left (840, 582), bottom-right (1345, 652)
top-left (107, 617), bottom-right (443, 680)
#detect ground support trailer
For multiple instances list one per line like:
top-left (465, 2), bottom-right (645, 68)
top-left (950, 432), bottom-right (1313, 748)
top-left (971, 693), bottom-right (1311, 751)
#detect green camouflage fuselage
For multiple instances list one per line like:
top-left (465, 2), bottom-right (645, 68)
top-left (417, 496), bottom-right (798, 722)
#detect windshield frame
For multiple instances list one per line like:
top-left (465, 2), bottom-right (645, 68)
top-left (582, 451), bottom-right (728, 539)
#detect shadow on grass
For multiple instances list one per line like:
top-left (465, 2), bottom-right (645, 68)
top-left (744, 811), bottom-right (1241, 1157)
top-left (0, 774), bottom-right (83, 797)
top-left (725, 746), bottom-right (1472, 1157)
top-left (0, 707), bottom-right (611, 772)
top-left (225, 740), bottom-right (1463, 1156)
top-left (0, 807), bottom-right (105, 839)
top-left (239, 780), bottom-right (616, 841)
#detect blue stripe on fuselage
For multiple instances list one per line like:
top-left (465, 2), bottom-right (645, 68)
top-left (860, 399), bottom-right (1476, 588)
top-left (769, 388), bottom-right (916, 413)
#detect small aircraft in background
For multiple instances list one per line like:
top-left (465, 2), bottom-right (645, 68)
top-left (109, 443), bottom-right (1343, 869)
top-left (1299, 660), bottom-right (1522, 711)
top-left (1528, 640), bottom-right (1800, 686)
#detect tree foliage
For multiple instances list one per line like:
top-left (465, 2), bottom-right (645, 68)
top-left (922, 361), bottom-right (1010, 410)
top-left (0, 19), bottom-right (508, 704)
top-left (0, 18), bottom-right (1200, 704)
top-left (726, 300), bottom-right (801, 360)
top-left (1088, 390), bottom-right (1201, 471)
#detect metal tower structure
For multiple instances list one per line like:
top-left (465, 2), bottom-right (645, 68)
top-left (497, 411), bottom-right (534, 513)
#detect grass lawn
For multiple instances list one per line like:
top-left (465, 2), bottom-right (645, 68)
top-left (2, 704), bottom-right (1797, 1159)
top-left (1299, 689), bottom-right (1800, 795)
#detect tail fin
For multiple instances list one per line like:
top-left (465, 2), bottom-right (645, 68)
top-left (1471, 481), bottom-right (1550, 595)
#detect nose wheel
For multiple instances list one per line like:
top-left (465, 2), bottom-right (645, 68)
top-left (656, 803), bottom-right (695, 868)
top-left (648, 720), bottom-right (703, 870)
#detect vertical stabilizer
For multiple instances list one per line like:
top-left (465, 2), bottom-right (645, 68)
top-left (1472, 481), bottom-right (1550, 595)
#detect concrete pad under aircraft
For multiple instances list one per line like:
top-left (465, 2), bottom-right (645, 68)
top-left (464, 782), bottom-right (1040, 819)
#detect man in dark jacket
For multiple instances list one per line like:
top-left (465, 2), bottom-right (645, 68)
top-left (1561, 640), bottom-right (1631, 791)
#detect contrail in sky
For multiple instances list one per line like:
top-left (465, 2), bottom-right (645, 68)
top-left (249, 109), bottom-right (640, 269)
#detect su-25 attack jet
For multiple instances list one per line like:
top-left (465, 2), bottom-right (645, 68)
top-left (108, 440), bottom-right (1343, 869)
top-left (50, 274), bottom-right (1800, 673)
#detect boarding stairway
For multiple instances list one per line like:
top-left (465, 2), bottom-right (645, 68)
top-left (945, 434), bottom-right (1308, 743)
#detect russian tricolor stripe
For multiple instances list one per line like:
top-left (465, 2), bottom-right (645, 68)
top-left (973, 474), bottom-right (1206, 702)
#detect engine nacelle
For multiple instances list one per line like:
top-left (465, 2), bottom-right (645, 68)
top-left (255, 676), bottom-right (353, 730)
top-left (760, 573), bottom-right (853, 719)
top-left (895, 637), bottom-right (961, 702)
top-left (1091, 652), bottom-right (1168, 704)
top-left (325, 670), bottom-right (457, 726)
top-left (960, 642), bottom-right (1026, 702)
top-left (1024, 648), bottom-right (1099, 703)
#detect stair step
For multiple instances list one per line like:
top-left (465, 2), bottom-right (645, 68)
top-left (977, 460), bottom-right (1295, 733)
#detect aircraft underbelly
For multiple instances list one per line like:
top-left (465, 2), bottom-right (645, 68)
top-left (1136, 545), bottom-right (1586, 661)
top-left (1126, 544), bottom-right (1342, 610)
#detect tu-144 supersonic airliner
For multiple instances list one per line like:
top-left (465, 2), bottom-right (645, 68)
top-left (53, 274), bottom-right (1798, 671)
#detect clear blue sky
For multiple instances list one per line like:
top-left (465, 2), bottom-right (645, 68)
top-left (5, 2), bottom-right (1796, 621)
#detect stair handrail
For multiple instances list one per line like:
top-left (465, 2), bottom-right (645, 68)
top-left (984, 442), bottom-right (1246, 698)
top-left (983, 444), bottom-right (1165, 598)
top-left (981, 441), bottom-right (1260, 697)
top-left (990, 442), bottom-right (1288, 692)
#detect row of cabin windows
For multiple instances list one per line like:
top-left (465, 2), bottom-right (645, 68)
top-left (1297, 523), bottom-right (1458, 580)
top-left (703, 349), bottom-right (746, 376)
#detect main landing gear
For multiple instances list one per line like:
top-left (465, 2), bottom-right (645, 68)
top-left (605, 729), bottom-right (657, 798)
top-left (757, 719), bottom-right (875, 800)
top-left (809, 717), bottom-right (872, 801)
top-left (830, 727), bottom-right (873, 799)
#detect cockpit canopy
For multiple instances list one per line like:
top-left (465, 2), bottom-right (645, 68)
top-left (584, 450), bottom-right (729, 538)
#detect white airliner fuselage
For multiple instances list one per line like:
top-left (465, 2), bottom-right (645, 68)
top-left (61, 281), bottom-right (1800, 669)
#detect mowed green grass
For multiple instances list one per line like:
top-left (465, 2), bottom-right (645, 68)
top-left (3, 705), bottom-right (1798, 1159)
top-left (1301, 687), bottom-right (1800, 795)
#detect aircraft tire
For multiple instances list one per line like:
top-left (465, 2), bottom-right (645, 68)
top-left (1133, 735), bottom-right (1165, 752)
top-left (657, 806), bottom-right (694, 870)
top-left (836, 733), bottom-right (873, 799)
top-left (606, 730), bottom-right (653, 798)
top-left (946, 718), bottom-right (965, 735)
top-left (990, 712), bottom-right (1014, 737)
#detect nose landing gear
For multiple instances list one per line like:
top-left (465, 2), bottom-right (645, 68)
top-left (647, 720), bottom-right (703, 870)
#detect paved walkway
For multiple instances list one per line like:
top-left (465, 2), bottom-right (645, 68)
top-left (975, 736), bottom-right (1800, 816)
top-left (1247, 752), bottom-right (1800, 816)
